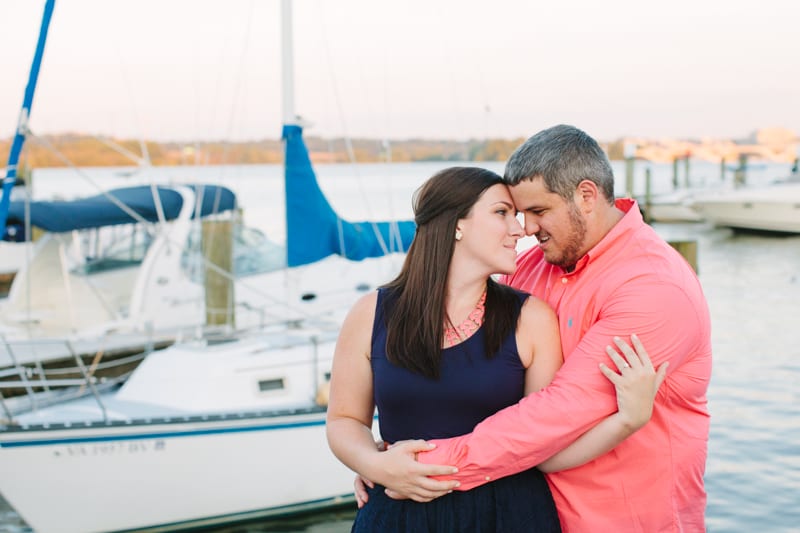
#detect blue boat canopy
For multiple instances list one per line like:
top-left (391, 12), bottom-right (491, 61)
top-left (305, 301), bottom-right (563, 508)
top-left (3, 184), bottom-right (236, 241)
top-left (283, 124), bottom-right (416, 267)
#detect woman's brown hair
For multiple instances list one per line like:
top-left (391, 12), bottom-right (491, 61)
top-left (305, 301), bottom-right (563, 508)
top-left (382, 167), bottom-right (521, 379)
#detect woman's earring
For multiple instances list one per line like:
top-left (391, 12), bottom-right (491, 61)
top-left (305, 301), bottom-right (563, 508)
top-left (455, 229), bottom-right (463, 241)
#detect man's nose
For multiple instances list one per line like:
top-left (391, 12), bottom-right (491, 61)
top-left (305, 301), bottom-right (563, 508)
top-left (524, 216), bottom-right (540, 236)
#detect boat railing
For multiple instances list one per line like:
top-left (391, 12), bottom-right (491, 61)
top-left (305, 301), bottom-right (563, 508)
top-left (0, 333), bottom-right (153, 425)
top-left (1, 321), bottom-right (340, 427)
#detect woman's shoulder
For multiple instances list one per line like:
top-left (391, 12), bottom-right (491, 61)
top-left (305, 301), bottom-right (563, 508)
top-left (518, 294), bottom-right (557, 327)
top-left (342, 290), bottom-right (380, 327)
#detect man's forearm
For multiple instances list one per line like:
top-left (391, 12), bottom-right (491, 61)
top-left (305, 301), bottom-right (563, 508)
top-left (419, 382), bottom-right (608, 489)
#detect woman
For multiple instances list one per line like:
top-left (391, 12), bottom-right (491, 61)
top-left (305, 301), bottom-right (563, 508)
top-left (326, 167), bottom-right (664, 532)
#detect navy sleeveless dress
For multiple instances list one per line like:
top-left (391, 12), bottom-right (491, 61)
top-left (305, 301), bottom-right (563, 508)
top-left (351, 288), bottom-right (561, 532)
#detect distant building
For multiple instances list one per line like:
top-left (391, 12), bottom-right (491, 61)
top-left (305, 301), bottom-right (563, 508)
top-left (624, 128), bottom-right (798, 163)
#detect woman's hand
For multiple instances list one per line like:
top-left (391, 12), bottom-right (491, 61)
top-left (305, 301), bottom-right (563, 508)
top-left (599, 334), bottom-right (668, 431)
top-left (363, 440), bottom-right (460, 503)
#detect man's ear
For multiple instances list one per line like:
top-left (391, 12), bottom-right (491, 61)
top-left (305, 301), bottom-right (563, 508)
top-left (575, 179), bottom-right (599, 213)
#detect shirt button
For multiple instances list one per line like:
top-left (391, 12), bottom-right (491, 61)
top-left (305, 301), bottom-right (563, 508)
top-left (561, 277), bottom-right (568, 284)
top-left (485, 476), bottom-right (491, 481)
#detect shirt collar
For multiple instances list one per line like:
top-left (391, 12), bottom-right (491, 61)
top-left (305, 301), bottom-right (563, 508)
top-left (570, 198), bottom-right (641, 274)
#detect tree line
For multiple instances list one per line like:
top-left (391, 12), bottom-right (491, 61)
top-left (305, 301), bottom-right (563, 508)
top-left (0, 134), bottom-right (628, 168)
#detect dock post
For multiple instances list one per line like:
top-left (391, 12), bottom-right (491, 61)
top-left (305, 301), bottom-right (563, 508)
top-left (202, 216), bottom-right (235, 329)
top-left (624, 142), bottom-right (636, 198)
top-left (720, 157), bottom-right (726, 183)
top-left (644, 166), bottom-right (653, 224)
top-left (733, 154), bottom-right (748, 188)
top-left (668, 240), bottom-right (698, 274)
top-left (672, 156), bottom-right (679, 189)
top-left (683, 152), bottom-right (691, 188)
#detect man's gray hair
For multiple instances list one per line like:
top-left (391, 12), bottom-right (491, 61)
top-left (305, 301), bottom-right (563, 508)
top-left (504, 124), bottom-right (615, 203)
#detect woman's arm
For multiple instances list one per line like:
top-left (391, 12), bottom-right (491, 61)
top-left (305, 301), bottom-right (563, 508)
top-left (326, 292), bottom-right (385, 474)
top-left (516, 297), bottom-right (563, 394)
top-left (538, 335), bottom-right (668, 472)
top-left (326, 292), bottom-right (458, 502)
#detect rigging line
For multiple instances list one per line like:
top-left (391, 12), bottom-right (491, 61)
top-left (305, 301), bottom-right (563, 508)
top-left (315, 1), bottom-right (391, 256)
top-left (93, 136), bottom-right (150, 167)
top-left (431, 1), bottom-right (465, 145)
top-left (26, 132), bottom-right (158, 234)
top-left (463, 19), bottom-right (492, 143)
top-left (106, 7), bottom-right (164, 226)
top-left (219, 0), bottom-right (257, 169)
top-left (373, 13), bottom-right (403, 252)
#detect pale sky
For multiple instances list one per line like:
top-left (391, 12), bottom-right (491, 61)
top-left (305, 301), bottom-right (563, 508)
top-left (1, 0), bottom-right (798, 143)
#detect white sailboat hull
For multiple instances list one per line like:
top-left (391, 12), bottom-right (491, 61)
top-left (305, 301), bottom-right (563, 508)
top-left (0, 329), bottom-right (374, 532)
top-left (0, 413), bottom-right (358, 533)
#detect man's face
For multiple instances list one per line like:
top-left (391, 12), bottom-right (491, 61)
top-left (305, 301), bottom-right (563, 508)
top-left (509, 177), bottom-right (588, 270)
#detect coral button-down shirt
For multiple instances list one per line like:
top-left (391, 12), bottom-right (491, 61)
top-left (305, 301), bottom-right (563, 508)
top-left (421, 199), bottom-right (712, 532)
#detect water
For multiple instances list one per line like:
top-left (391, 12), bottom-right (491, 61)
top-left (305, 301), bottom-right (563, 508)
top-left (2, 161), bottom-right (799, 532)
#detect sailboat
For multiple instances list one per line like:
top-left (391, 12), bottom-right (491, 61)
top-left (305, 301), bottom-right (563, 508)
top-left (0, 1), bottom-right (414, 531)
top-left (0, 0), bottom-right (415, 371)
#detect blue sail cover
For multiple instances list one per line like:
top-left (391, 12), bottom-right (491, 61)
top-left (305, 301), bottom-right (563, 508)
top-left (283, 124), bottom-right (416, 267)
top-left (2, 185), bottom-right (235, 241)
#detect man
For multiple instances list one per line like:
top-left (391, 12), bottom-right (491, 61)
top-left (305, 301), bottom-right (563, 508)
top-left (368, 125), bottom-right (712, 532)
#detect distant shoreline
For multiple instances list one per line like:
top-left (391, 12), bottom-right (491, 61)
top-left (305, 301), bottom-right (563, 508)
top-left (2, 130), bottom-right (796, 168)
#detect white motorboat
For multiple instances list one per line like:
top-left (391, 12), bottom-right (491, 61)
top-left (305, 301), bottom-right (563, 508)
top-left (640, 189), bottom-right (705, 223)
top-left (688, 175), bottom-right (800, 233)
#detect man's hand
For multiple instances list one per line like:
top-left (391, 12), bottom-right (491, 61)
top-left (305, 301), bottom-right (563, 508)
top-left (360, 440), bottom-right (460, 503)
top-left (354, 475), bottom-right (374, 508)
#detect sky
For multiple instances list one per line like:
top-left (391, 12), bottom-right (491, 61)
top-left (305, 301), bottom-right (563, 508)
top-left (0, 0), bottom-right (798, 143)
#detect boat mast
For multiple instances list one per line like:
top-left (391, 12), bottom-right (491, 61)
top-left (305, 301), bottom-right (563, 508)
top-left (0, 0), bottom-right (56, 233)
top-left (281, 0), bottom-right (298, 126)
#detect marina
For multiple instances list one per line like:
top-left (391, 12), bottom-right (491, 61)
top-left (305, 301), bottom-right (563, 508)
top-left (1, 1), bottom-right (799, 531)
top-left (1, 161), bottom-right (799, 532)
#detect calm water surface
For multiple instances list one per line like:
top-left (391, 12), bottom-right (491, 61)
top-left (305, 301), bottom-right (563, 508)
top-left (2, 163), bottom-right (798, 532)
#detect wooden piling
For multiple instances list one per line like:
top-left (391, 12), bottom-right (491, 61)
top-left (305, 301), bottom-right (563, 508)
top-left (624, 143), bottom-right (636, 198)
top-left (683, 154), bottom-right (691, 188)
top-left (668, 240), bottom-right (698, 274)
top-left (672, 157), bottom-right (679, 189)
top-left (202, 218), bottom-right (235, 328)
top-left (625, 157), bottom-right (635, 198)
top-left (643, 167), bottom-right (653, 224)
top-left (734, 154), bottom-right (748, 188)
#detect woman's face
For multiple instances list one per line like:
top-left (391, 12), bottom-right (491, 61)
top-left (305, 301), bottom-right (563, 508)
top-left (455, 183), bottom-right (523, 275)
